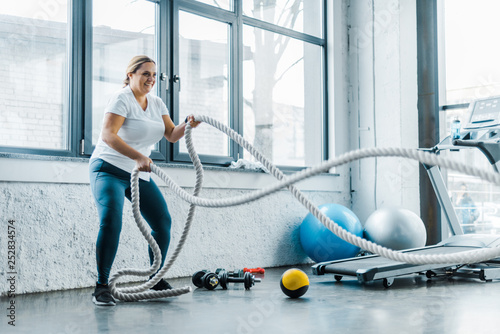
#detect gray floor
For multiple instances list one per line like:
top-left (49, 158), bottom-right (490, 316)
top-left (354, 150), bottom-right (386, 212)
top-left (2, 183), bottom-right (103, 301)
top-left (2, 264), bottom-right (500, 334)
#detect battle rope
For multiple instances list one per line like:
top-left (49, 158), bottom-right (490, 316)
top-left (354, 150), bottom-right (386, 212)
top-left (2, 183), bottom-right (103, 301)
top-left (111, 115), bottom-right (500, 301)
top-left (108, 117), bottom-right (203, 301)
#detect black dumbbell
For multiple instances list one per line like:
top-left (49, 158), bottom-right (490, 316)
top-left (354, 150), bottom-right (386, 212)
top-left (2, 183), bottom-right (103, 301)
top-left (192, 270), bottom-right (220, 290)
top-left (218, 270), bottom-right (261, 290)
top-left (228, 269), bottom-right (245, 278)
top-left (215, 268), bottom-right (225, 275)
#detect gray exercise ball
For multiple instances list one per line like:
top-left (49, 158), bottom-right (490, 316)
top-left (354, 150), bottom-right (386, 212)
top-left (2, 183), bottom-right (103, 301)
top-left (364, 207), bottom-right (427, 250)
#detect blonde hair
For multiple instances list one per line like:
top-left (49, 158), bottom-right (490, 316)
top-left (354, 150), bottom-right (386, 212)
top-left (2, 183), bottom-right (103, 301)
top-left (123, 55), bottom-right (156, 87)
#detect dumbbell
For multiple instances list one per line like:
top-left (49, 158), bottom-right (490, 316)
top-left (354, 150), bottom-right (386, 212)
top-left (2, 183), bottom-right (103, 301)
top-left (191, 270), bottom-right (220, 290)
top-left (244, 267), bottom-right (265, 275)
top-left (218, 270), bottom-right (261, 290)
top-left (228, 269), bottom-right (245, 278)
top-left (226, 267), bottom-right (265, 278)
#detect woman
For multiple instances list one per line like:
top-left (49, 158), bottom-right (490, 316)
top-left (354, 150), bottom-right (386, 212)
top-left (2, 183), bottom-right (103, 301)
top-left (89, 55), bottom-right (199, 306)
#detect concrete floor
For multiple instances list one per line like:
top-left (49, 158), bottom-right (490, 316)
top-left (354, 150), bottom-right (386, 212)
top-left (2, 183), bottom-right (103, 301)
top-left (2, 264), bottom-right (500, 334)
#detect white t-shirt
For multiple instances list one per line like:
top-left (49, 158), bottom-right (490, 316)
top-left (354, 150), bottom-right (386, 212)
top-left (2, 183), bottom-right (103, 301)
top-left (90, 86), bottom-right (168, 181)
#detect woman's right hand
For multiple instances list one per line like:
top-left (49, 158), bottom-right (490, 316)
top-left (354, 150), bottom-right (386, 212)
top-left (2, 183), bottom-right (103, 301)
top-left (135, 155), bottom-right (153, 172)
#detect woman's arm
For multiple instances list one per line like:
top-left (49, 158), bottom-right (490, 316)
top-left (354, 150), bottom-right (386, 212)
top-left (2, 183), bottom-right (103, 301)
top-left (163, 115), bottom-right (200, 143)
top-left (101, 113), bottom-right (153, 172)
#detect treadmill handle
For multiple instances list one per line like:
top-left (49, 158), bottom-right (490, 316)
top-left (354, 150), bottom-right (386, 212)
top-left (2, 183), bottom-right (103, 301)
top-left (452, 139), bottom-right (482, 147)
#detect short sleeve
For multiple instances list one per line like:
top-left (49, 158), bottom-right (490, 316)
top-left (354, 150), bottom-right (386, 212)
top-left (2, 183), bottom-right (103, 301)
top-left (105, 93), bottom-right (129, 118)
top-left (159, 99), bottom-right (169, 116)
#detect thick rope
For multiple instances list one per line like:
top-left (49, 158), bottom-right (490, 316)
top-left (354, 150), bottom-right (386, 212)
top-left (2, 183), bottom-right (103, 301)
top-left (108, 126), bottom-right (202, 302)
top-left (111, 114), bottom-right (500, 301)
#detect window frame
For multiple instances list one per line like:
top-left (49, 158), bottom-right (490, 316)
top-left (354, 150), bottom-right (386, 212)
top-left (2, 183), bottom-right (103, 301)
top-left (241, 13), bottom-right (328, 170)
top-left (171, 0), bottom-right (328, 167)
top-left (242, 1), bottom-right (329, 168)
top-left (171, 1), bottom-right (239, 165)
top-left (0, 0), bottom-right (329, 170)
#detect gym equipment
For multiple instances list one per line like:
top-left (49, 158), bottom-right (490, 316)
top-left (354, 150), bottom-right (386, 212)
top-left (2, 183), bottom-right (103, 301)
top-left (192, 270), bottom-right (220, 290)
top-left (218, 270), bottom-right (261, 290)
top-left (111, 110), bottom-right (500, 301)
top-left (192, 269), bottom-right (261, 290)
top-left (300, 203), bottom-right (363, 262)
top-left (244, 267), bottom-right (265, 274)
top-left (363, 207), bottom-right (427, 250)
top-left (312, 96), bottom-right (500, 287)
top-left (223, 267), bottom-right (265, 278)
top-left (280, 268), bottom-right (309, 298)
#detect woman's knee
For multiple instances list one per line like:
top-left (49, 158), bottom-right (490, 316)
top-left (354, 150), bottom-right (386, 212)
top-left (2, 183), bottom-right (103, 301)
top-left (152, 214), bottom-right (171, 236)
top-left (98, 208), bottom-right (123, 234)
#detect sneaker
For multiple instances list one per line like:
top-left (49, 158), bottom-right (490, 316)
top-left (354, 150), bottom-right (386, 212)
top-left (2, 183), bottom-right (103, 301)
top-left (151, 278), bottom-right (173, 291)
top-left (92, 283), bottom-right (116, 306)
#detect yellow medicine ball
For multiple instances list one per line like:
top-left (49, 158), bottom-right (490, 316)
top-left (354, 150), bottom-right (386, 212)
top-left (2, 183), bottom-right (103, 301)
top-left (280, 268), bottom-right (309, 298)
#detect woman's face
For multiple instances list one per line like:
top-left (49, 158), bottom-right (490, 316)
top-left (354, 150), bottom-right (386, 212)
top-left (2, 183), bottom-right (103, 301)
top-left (128, 62), bottom-right (156, 96)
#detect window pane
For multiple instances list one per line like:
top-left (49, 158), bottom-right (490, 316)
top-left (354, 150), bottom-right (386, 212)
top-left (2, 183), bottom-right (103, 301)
top-left (243, 25), bottom-right (323, 167)
top-left (0, 1), bottom-right (69, 149)
top-left (178, 11), bottom-right (230, 156)
top-left (92, 0), bottom-right (157, 145)
top-left (443, 0), bottom-right (500, 104)
top-left (440, 1), bottom-right (500, 235)
top-left (441, 149), bottom-right (500, 235)
top-left (243, 0), bottom-right (323, 38)
top-left (193, 0), bottom-right (232, 11)
top-left (440, 108), bottom-right (500, 235)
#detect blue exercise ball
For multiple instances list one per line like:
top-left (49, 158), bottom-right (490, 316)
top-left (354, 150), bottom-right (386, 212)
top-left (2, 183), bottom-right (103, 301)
top-left (364, 207), bottom-right (427, 250)
top-left (300, 203), bottom-right (363, 263)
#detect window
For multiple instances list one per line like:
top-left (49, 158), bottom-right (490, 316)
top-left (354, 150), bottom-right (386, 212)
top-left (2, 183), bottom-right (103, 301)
top-left (91, 0), bottom-right (158, 146)
top-left (0, 1), bottom-right (69, 151)
top-left (242, 0), bottom-right (323, 38)
top-left (177, 10), bottom-right (230, 158)
top-left (241, 1), bottom-right (325, 167)
top-left (439, 0), bottom-right (500, 234)
top-left (242, 25), bottom-right (323, 167)
top-left (173, 0), bottom-right (326, 167)
top-left (441, 0), bottom-right (500, 106)
top-left (0, 0), bottom-right (327, 169)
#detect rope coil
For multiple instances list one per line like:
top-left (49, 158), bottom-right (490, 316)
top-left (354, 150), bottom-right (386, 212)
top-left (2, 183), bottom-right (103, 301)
top-left (110, 114), bottom-right (500, 301)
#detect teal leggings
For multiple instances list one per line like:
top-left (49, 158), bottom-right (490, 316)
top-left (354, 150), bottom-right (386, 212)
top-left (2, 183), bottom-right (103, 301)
top-left (89, 159), bottom-right (172, 285)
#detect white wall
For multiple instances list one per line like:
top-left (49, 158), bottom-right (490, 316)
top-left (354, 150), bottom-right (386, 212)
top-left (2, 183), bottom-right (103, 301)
top-left (347, 0), bottom-right (420, 223)
top-left (0, 159), bottom-right (347, 295)
top-left (0, 0), bottom-right (421, 295)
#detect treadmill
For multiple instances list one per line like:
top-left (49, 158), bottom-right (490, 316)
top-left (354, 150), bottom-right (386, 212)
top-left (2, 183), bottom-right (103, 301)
top-left (312, 96), bottom-right (500, 287)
